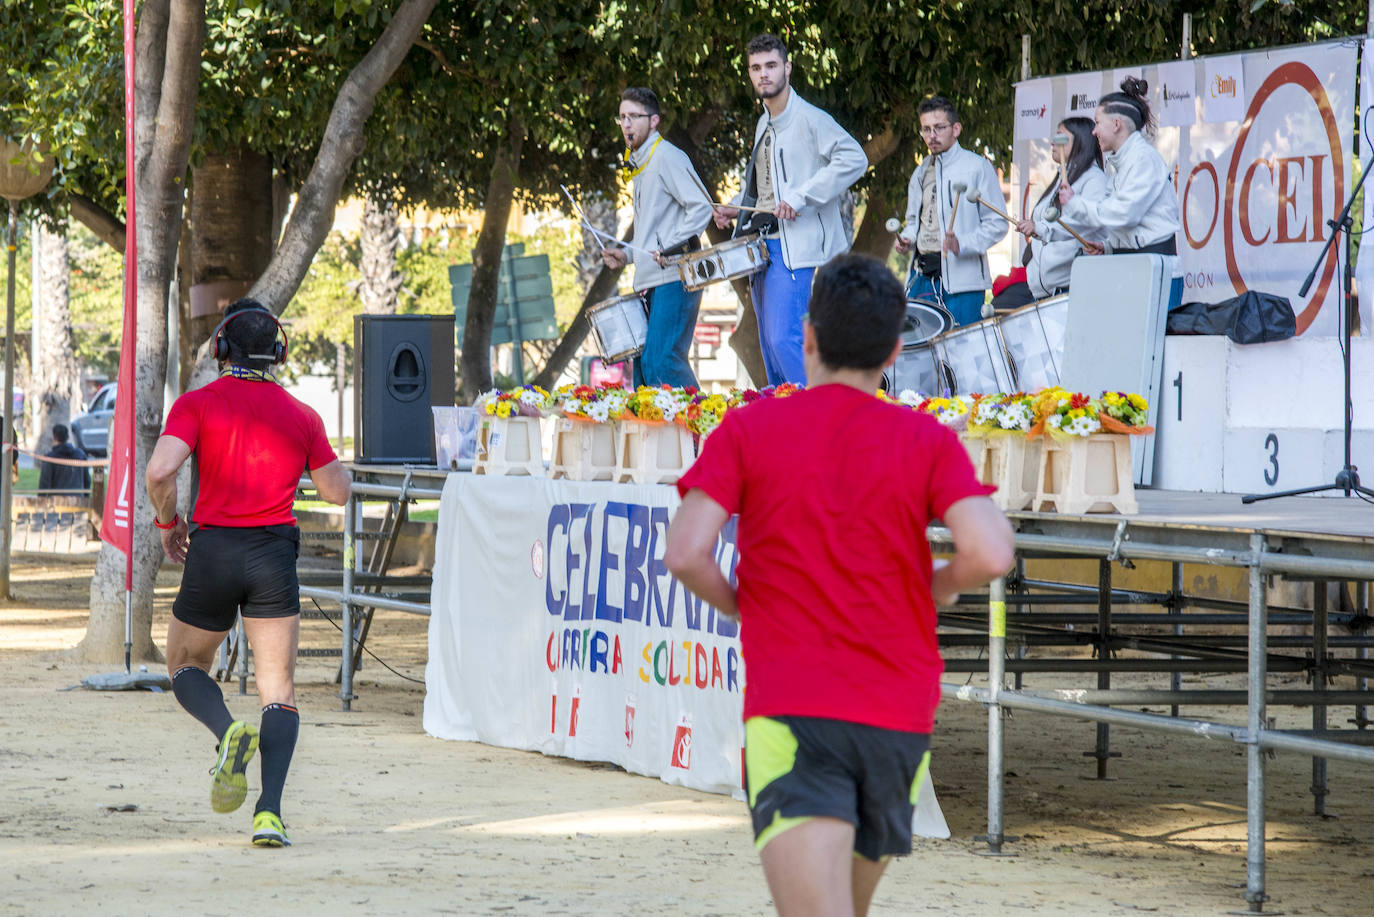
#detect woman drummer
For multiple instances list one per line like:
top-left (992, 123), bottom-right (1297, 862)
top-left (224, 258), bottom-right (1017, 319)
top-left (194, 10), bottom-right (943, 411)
top-left (1057, 76), bottom-right (1182, 308)
top-left (992, 117), bottom-right (1106, 309)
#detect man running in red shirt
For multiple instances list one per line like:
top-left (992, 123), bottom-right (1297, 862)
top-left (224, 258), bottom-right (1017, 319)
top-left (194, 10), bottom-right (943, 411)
top-left (666, 254), bottom-right (1015, 916)
top-left (147, 299), bottom-right (351, 847)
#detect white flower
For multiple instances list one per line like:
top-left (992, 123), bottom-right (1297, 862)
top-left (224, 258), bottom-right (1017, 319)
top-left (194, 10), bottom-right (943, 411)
top-left (518, 389), bottom-right (543, 407)
top-left (997, 402), bottom-right (1033, 431)
top-left (586, 401), bottom-right (611, 423)
top-left (1047, 414), bottom-right (1064, 430)
top-left (1065, 414), bottom-right (1101, 437)
top-left (897, 389), bottom-right (921, 406)
top-left (973, 401), bottom-right (1001, 426)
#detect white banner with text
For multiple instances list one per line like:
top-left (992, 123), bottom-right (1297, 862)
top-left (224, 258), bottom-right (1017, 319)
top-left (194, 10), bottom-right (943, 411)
top-left (1013, 40), bottom-right (1358, 337)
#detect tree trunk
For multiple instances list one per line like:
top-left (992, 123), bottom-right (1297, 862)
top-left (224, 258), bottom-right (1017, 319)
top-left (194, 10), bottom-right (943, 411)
top-left (359, 191), bottom-right (402, 314)
top-left (187, 146), bottom-right (274, 350)
top-left (32, 223), bottom-right (80, 456)
top-left (851, 183), bottom-right (898, 261)
top-left (78, 0), bottom-right (203, 665)
top-left (458, 115), bottom-right (524, 401)
top-left (247, 0), bottom-right (438, 313)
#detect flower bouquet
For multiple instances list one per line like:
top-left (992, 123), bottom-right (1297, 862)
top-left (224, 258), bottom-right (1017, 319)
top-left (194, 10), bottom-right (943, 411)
top-left (620, 385), bottom-right (692, 424)
top-left (919, 394), bottom-right (975, 430)
top-left (1031, 389), bottom-right (1102, 439)
top-left (1098, 391), bottom-right (1154, 435)
top-left (684, 392), bottom-right (729, 437)
top-left (968, 391), bottom-right (1036, 435)
top-left (478, 385), bottom-right (550, 419)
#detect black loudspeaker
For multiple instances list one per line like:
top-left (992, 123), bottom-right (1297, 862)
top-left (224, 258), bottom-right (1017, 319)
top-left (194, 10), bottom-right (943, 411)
top-left (354, 314), bottom-right (456, 464)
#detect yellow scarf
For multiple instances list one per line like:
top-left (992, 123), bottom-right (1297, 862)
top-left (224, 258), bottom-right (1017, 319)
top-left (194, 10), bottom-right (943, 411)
top-left (622, 135), bottom-right (661, 181)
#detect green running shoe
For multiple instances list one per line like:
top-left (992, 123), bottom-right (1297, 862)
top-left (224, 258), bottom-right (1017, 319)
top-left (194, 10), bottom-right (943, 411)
top-left (252, 810), bottom-right (291, 847)
top-left (209, 720), bottom-right (259, 814)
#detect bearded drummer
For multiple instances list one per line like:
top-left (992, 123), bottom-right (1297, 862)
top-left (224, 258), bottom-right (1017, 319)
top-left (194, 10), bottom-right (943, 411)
top-left (601, 87), bottom-right (714, 388)
top-left (713, 33), bottom-right (868, 386)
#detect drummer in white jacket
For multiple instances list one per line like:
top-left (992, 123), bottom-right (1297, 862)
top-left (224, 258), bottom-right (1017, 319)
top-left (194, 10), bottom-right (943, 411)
top-left (896, 97), bottom-right (1008, 327)
top-left (992, 117), bottom-right (1107, 309)
top-left (603, 87), bottom-right (714, 388)
top-left (1058, 77), bottom-right (1183, 309)
top-left (713, 33), bottom-right (868, 385)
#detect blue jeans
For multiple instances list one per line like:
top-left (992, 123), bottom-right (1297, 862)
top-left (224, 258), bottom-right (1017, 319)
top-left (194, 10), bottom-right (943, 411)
top-left (634, 282), bottom-right (702, 389)
top-left (906, 273), bottom-right (986, 328)
top-left (750, 239), bottom-right (813, 385)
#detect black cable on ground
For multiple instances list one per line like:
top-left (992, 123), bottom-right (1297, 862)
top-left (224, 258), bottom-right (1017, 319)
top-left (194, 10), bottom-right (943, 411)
top-left (309, 597), bottom-right (426, 685)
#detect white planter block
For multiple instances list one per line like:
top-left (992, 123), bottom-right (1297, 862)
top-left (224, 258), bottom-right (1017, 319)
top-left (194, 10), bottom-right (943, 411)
top-left (474, 416), bottom-right (545, 477)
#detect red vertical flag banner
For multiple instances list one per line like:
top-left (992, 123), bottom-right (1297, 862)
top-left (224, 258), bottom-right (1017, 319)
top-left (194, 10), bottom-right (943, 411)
top-left (100, 0), bottom-right (138, 588)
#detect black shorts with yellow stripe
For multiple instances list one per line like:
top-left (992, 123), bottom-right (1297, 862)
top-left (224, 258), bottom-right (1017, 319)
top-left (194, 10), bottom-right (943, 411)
top-left (744, 715), bottom-right (931, 861)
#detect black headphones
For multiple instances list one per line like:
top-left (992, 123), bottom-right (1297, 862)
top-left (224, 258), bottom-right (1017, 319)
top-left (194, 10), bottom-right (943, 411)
top-left (212, 304), bottom-right (288, 365)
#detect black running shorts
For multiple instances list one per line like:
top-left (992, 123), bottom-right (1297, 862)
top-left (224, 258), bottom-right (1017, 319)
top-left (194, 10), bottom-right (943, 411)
top-left (172, 524), bottom-right (302, 632)
top-left (744, 715), bottom-right (931, 861)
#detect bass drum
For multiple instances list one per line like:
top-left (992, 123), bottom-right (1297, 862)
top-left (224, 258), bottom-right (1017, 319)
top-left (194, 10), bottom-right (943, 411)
top-left (881, 342), bottom-right (951, 396)
top-left (901, 297), bottom-right (953, 346)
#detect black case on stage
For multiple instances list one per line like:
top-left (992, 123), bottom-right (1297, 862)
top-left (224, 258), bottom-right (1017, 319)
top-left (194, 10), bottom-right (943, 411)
top-left (353, 314), bottom-right (456, 464)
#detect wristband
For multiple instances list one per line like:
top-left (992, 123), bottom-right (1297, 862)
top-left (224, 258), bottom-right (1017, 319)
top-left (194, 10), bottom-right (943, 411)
top-left (153, 514), bottom-right (179, 530)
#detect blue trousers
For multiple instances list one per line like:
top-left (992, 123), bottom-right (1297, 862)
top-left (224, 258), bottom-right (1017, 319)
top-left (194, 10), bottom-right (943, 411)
top-left (634, 281), bottom-right (702, 389)
top-left (750, 239), bottom-right (813, 385)
top-left (906, 273), bottom-right (987, 328)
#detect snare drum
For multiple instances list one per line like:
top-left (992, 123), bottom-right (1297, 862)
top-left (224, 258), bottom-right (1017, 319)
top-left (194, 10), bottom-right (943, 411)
top-left (902, 298), bottom-right (953, 345)
top-left (674, 235), bottom-right (769, 291)
top-left (934, 316), bottom-right (1014, 395)
top-left (587, 293), bottom-right (649, 362)
top-left (997, 293), bottom-right (1068, 390)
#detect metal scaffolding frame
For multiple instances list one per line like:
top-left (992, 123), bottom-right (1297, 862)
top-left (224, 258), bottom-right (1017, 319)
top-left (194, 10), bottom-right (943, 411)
top-left (931, 513), bottom-right (1374, 914)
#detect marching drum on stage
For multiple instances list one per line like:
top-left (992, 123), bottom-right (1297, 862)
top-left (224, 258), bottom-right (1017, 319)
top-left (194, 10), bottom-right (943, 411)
top-left (933, 315), bottom-right (1014, 395)
top-left (586, 292), bottom-right (649, 363)
top-left (998, 293), bottom-right (1068, 390)
top-left (673, 235), bottom-right (769, 291)
top-left (881, 297), bottom-right (954, 394)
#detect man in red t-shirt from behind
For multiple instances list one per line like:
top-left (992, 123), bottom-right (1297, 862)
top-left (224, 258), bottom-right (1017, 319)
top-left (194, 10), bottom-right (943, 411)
top-left (146, 299), bottom-right (351, 848)
top-left (666, 254), bottom-right (1015, 917)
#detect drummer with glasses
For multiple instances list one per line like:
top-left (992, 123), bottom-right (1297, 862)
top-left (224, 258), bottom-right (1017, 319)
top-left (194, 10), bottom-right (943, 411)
top-left (895, 97), bottom-right (1007, 327)
top-left (602, 87), bottom-right (714, 388)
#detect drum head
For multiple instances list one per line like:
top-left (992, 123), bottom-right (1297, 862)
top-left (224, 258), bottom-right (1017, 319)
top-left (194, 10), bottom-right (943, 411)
top-left (902, 300), bottom-right (953, 345)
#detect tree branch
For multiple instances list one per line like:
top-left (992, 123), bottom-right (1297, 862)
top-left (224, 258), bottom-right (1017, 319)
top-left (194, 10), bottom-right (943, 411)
top-left (248, 0), bottom-right (440, 313)
top-left (70, 193), bottom-right (126, 251)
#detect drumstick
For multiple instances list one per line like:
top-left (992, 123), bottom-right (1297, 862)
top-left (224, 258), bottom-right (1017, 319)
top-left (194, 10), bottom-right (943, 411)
top-left (1052, 132), bottom-right (1070, 190)
top-left (1042, 206), bottom-right (1094, 248)
top-left (560, 184), bottom-right (657, 257)
top-left (885, 218), bottom-right (902, 234)
top-left (964, 187), bottom-right (1044, 242)
top-left (948, 181), bottom-right (966, 229)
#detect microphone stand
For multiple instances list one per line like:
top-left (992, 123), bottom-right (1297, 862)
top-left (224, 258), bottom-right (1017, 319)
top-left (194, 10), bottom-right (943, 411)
top-left (1242, 114), bottom-right (1374, 504)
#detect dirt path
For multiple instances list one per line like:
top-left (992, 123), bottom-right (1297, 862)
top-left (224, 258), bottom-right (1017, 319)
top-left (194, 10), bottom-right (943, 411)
top-left (2, 554), bottom-right (1371, 915)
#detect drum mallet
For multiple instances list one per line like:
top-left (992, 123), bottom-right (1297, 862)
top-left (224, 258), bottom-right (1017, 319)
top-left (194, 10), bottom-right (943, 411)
top-left (965, 187), bottom-right (1042, 240)
top-left (1042, 205), bottom-right (1094, 248)
top-left (948, 182), bottom-right (966, 228)
top-left (885, 217), bottom-right (903, 234)
top-left (1052, 131), bottom-right (1071, 189)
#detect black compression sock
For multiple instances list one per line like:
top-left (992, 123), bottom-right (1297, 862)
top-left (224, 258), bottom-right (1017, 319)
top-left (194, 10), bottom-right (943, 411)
top-left (171, 666), bottom-right (235, 740)
top-left (255, 703), bottom-right (300, 817)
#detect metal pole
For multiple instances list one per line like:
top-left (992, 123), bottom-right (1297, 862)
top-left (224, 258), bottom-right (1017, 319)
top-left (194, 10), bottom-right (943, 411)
top-left (1171, 562), bottom-right (1184, 717)
top-left (1312, 580), bottom-right (1329, 815)
top-left (1, 200), bottom-right (18, 600)
top-left (1013, 557), bottom-right (1025, 690)
top-left (1088, 559), bottom-right (1117, 778)
top-left (340, 489), bottom-right (356, 711)
top-left (1181, 13), bottom-right (1192, 60)
top-left (124, 591), bottom-right (132, 674)
top-left (1245, 533), bottom-right (1269, 912)
top-left (985, 575), bottom-right (1007, 853)
top-left (1356, 581), bottom-right (1369, 730)
top-left (336, 340), bottom-right (346, 456)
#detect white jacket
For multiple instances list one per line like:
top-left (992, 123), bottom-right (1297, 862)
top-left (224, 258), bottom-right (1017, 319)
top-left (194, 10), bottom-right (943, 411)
top-left (627, 132), bottom-right (714, 291)
top-left (1061, 131), bottom-right (1180, 254)
top-left (733, 90), bottom-right (868, 270)
top-left (1026, 165), bottom-right (1108, 298)
top-left (900, 141), bottom-right (1008, 294)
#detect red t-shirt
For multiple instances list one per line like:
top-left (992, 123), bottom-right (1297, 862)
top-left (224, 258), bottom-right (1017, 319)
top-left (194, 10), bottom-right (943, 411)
top-left (676, 384), bottom-right (994, 733)
top-left (162, 377), bottom-right (337, 527)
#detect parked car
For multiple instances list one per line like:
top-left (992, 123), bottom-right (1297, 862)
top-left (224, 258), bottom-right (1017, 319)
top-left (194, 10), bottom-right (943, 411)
top-left (70, 382), bottom-right (116, 457)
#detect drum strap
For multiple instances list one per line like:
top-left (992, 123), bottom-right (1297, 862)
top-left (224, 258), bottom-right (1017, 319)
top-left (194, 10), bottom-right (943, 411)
top-left (622, 136), bottom-right (662, 180)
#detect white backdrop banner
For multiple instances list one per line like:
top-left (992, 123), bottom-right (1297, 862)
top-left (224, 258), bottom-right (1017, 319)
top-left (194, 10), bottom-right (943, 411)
top-left (424, 473), bottom-right (747, 796)
top-left (1012, 40), bottom-right (1358, 337)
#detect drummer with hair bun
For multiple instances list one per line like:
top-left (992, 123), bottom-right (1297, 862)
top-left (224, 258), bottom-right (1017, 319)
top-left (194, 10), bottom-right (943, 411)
top-left (602, 86), bottom-right (714, 388)
top-left (1057, 76), bottom-right (1183, 308)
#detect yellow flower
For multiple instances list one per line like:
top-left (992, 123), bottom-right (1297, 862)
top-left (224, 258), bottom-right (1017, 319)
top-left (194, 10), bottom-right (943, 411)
top-left (1128, 393), bottom-right (1147, 410)
top-left (496, 401), bottom-right (513, 418)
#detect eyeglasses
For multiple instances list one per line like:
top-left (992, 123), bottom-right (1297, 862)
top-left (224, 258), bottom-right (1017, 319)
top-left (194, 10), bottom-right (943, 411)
top-left (920, 123), bottom-right (953, 137)
top-left (614, 113), bottom-right (652, 125)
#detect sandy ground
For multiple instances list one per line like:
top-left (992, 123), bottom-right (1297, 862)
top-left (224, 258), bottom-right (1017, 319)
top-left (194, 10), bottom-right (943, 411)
top-left (2, 553), bottom-right (1373, 916)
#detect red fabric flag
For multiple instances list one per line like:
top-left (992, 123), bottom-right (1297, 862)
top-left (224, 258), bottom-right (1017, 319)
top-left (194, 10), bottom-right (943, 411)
top-left (100, 0), bottom-right (138, 589)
